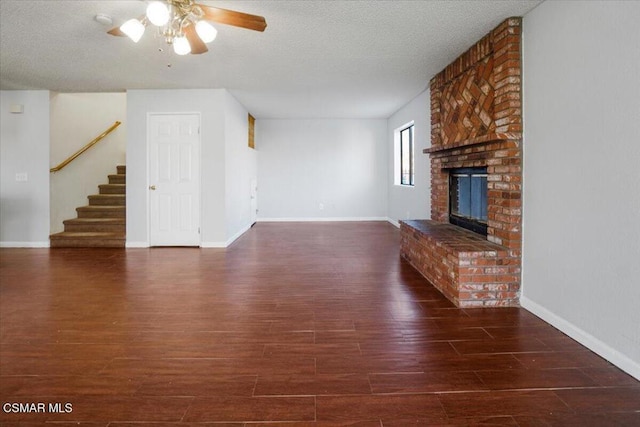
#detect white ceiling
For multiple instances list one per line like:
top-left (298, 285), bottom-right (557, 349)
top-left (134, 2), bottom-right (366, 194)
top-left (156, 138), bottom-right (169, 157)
top-left (0, 0), bottom-right (541, 119)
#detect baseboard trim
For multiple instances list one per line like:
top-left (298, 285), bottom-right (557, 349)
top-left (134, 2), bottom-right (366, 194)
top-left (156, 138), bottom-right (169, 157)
top-left (225, 223), bottom-right (252, 247)
top-left (257, 217), bottom-right (389, 223)
top-left (387, 218), bottom-right (401, 228)
top-left (200, 242), bottom-right (226, 248)
top-left (0, 241), bottom-right (50, 248)
top-left (125, 241), bottom-right (150, 248)
top-left (200, 223), bottom-right (253, 248)
top-left (520, 296), bottom-right (640, 381)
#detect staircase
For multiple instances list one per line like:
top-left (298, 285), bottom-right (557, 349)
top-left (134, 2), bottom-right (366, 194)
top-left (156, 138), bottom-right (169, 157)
top-left (50, 165), bottom-right (126, 248)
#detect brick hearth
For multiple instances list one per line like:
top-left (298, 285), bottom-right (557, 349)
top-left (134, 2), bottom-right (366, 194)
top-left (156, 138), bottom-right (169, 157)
top-left (400, 220), bottom-right (520, 307)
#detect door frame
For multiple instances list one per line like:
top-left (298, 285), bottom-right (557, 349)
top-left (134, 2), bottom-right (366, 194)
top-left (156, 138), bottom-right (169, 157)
top-left (146, 112), bottom-right (202, 246)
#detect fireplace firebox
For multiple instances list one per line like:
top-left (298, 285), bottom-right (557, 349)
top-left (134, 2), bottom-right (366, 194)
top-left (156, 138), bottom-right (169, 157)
top-left (449, 167), bottom-right (488, 236)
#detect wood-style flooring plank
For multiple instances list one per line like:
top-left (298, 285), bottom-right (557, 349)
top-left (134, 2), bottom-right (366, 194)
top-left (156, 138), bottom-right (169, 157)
top-left (369, 371), bottom-right (487, 393)
top-left (316, 394), bottom-right (446, 421)
top-left (254, 373), bottom-right (372, 396)
top-left (438, 390), bottom-right (572, 418)
top-left (182, 396), bottom-right (316, 422)
top-left (475, 367), bottom-right (599, 390)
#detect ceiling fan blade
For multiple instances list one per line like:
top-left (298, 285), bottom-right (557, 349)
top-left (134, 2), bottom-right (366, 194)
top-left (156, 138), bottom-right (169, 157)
top-left (184, 25), bottom-right (208, 55)
top-left (107, 26), bottom-right (126, 37)
top-left (107, 15), bottom-right (145, 37)
top-left (197, 5), bottom-right (267, 32)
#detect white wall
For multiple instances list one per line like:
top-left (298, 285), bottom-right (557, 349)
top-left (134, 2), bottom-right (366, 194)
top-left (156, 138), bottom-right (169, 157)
top-left (224, 91), bottom-right (257, 244)
top-left (50, 93), bottom-right (126, 233)
top-left (0, 90), bottom-right (50, 246)
top-left (387, 89), bottom-right (431, 225)
top-left (126, 89), bottom-right (227, 246)
top-left (522, 0), bottom-right (640, 378)
top-left (256, 119), bottom-right (388, 221)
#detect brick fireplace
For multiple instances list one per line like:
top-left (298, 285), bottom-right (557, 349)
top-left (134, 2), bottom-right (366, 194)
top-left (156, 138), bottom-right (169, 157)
top-left (400, 18), bottom-right (522, 307)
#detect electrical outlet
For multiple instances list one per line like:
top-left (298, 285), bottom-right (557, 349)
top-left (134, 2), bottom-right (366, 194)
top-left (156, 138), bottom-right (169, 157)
top-left (15, 172), bottom-right (28, 182)
top-left (319, 203), bottom-right (324, 210)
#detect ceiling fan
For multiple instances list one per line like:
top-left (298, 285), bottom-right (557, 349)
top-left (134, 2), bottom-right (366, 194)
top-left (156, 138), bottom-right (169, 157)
top-left (108, 0), bottom-right (267, 55)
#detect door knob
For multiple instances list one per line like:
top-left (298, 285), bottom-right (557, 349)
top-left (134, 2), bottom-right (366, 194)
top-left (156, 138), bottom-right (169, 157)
top-left (149, 185), bottom-right (156, 190)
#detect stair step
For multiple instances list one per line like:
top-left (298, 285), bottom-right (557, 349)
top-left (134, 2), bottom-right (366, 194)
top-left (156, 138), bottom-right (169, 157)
top-left (117, 165), bottom-right (126, 175)
top-left (63, 218), bottom-right (125, 233)
top-left (76, 205), bottom-right (125, 218)
top-left (99, 184), bottom-right (126, 194)
top-left (109, 174), bottom-right (126, 184)
top-left (50, 232), bottom-right (125, 248)
top-left (88, 194), bottom-right (125, 206)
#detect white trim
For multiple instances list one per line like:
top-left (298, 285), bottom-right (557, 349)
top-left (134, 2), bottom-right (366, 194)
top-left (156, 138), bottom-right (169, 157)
top-left (257, 217), bottom-right (389, 223)
top-left (225, 223), bottom-right (252, 247)
top-left (0, 241), bottom-right (50, 248)
top-left (125, 241), bottom-right (150, 248)
top-left (201, 222), bottom-right (254, 248)
top-left (521, 296), bottom-right (640, 381)
top-left (200, 241), bottom-right (227, 248)
top-left (387, 218), bottom-right (401, 228)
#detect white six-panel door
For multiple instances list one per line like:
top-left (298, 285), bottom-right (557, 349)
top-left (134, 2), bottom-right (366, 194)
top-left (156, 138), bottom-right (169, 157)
top-left (148, 113), bottom-right (200, 246)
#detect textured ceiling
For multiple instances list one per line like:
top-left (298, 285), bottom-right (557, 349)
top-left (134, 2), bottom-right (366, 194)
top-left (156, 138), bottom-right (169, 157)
top-left (0, 0), bottom-right (542, 118)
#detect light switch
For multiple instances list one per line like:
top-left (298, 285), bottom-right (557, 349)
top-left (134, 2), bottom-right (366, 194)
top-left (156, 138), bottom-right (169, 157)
top-left (15, 172), bottom-right (28, 182)
top-left (10, 104), bottom-right (24, 114)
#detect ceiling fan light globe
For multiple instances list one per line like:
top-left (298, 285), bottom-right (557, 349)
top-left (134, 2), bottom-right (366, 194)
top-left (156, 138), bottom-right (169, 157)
top-left (146, 1), bottom-right (170, 26)
top-left (173, 36), bottom-right (191, 55)
top-left (120, 19), bottom-right (145, 42)
top-left (195, 20), bottom-right (217, 43)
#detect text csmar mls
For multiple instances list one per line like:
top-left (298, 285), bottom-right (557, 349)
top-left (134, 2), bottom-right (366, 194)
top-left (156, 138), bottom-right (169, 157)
top-left (3, 402), bottom-right (73, 413)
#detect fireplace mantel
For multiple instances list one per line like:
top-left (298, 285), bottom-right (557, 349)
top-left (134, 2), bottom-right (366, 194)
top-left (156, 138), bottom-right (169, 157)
top-left (424, 132), bottom-right (520, 154)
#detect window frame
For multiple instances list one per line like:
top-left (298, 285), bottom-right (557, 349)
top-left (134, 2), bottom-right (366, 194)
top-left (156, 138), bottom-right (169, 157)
top-left (398, 124), bottom-right (414, 186)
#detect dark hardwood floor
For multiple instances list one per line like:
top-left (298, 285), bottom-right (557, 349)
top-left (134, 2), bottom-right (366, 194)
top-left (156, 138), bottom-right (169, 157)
top-left (1, 222), bottom-right (639, 425)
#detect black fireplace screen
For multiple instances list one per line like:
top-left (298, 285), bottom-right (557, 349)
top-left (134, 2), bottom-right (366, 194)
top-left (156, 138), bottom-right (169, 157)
top-left (449, 167), bottom-right (488, 235)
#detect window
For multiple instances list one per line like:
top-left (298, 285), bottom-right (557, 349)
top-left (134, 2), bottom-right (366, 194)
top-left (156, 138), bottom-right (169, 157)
top-left (449, 167), bottom-right (488, 235)
top-left (399, 124), bottom-right (414, 186)
top-left (248, 113), bottom-right (255, 149)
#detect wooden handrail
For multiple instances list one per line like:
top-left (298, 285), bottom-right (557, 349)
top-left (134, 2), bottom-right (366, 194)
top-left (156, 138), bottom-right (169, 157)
top-left (50, 121), bottom-right (122, 173)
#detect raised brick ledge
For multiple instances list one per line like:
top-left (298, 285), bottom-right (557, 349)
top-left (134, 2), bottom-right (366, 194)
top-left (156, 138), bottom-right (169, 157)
top-left (401, 220), bottom-right (508, 254)
top-left (399, 220), bottom-right (520, 308)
